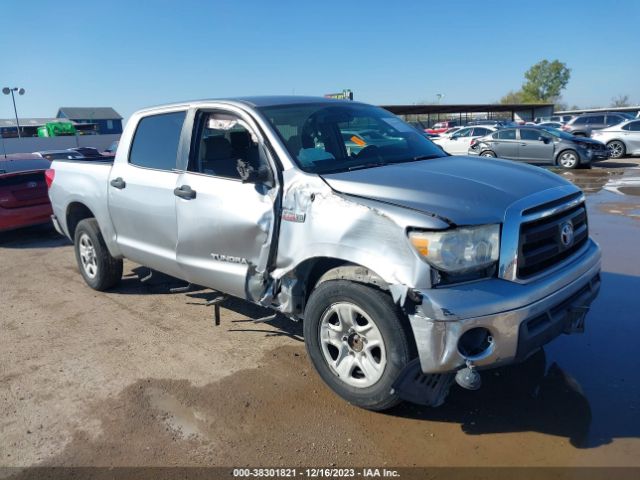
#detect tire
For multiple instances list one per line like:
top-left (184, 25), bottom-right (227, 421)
top-left (481, 151), bottom-right (496, 157)
top-left (74, 218), bottom-right (123, 291)
top-left (557, 149), bottom-right (580, 169)
top-left (606, 140), bottom-right (626, 159)
top-left (304, 280), bottom-right (414, 411)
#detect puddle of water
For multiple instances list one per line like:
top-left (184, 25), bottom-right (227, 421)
top-left (146, 387), bottom-right (207, 439)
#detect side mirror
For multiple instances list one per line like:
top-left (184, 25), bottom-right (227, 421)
top-left (539, 136), bottom-right (550, 144)
top-left (236, 145), bottom-right (274, 187)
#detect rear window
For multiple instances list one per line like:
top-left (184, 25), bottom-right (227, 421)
top-left (472, 127), bottom-right (491, 137)
top-left (606, 115), bottom-right (624, 126)
top-left (0, 172), bottom-right (45, 187)
top-left (41, 152), bottom-right (83, 160)
top-left (129, 111), bottom-right (186, 170)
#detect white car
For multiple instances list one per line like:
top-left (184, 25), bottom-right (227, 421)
top-left (433, 126), bottom-right (496, 155)
top-left (590, 119), bottom-right (640, 159)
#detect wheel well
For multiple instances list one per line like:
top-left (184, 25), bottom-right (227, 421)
top-left (66, 202), bottom-right (95, 239)
top-left (294, 258), bottom-right (389, 308)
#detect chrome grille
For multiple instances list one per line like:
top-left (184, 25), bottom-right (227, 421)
top-left (517, 202), bottom-right (588, 278)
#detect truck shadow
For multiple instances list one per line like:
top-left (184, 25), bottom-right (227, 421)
top-left (111, 267), bottom-right (305, 341)
top-left (390, 350), bottom-right (596, 448)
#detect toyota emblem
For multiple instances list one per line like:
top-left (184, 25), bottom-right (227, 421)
top-left (560, 222), bottom-right (574, 247)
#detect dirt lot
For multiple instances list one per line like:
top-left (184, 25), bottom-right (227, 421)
top-left (1, 159), bottom-right (639, 471)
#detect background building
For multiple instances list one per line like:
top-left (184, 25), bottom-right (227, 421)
top-left (57, 107), bottom-right (123, 134)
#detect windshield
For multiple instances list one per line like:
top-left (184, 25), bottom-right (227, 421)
top-left (258, 103), bottom-right (447, 174)
top-left (539, 126), bottom-right (575, 140)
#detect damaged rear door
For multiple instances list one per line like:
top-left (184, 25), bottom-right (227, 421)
top-left (175, 108), bottom-right (278, 300)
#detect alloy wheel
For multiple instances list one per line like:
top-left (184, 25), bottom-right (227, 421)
top-left (319, 302), bottom-right (387, 388)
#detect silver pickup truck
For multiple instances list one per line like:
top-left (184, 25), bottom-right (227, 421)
top-left (47, 97), bottom-right (601, 410)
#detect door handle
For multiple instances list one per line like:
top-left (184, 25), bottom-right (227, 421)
top-left (174, 185), bottom-right (197, 200)
top-left (110, 177), bottom-right (126, 189)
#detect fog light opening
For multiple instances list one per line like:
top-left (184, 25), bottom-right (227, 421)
top-left (458, 327), bottom-right (494, 361)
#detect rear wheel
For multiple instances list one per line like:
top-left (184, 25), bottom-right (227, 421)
top-left (304, 280), bottom-right (414, 411)
top-left (481, 150), bottom-right (496, 157)
top-left (607, 140), bottom-right (626, 159)
top-left (74, 218), bottom-right (122, 291)
top-left (557, 150), bottom-right (579, 169)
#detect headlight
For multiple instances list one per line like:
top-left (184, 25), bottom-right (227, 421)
top-left (408, 224), bottom-right (500, 273)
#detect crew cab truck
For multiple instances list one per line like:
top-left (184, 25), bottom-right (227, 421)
top-left (47, 97), bottom-right (601, 410)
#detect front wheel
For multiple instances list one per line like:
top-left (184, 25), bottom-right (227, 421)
top-left (607, 140), bottom-right (626, 159)
top-left (304, 280), bottom-right (414, 411)
top-left (74, 218), bottom-right (123, 291)
top-left (557, 150), bottom-right (580, 169)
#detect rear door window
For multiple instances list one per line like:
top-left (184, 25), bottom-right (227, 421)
top-left (623, 121), bottom-right (640, 131)
top-left (494, 129), bottom-right (516, 140)
top-left (586, 116), bottom-right (605, 125)
top-left (129, 111), bottom-right (186, 170)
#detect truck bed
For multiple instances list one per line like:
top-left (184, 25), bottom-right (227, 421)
top-left (48, 158), bottom-right (118, 253)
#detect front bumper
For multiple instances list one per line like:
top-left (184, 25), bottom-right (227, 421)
top-left (408, 238), bottom-right (601, 374)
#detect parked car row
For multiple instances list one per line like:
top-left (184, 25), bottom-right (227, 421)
top-left (561, 112), bottom-right (634, 137)
top-left (468, 126), bottom-right (609, 169)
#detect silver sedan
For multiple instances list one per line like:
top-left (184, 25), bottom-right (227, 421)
top-left (590, 119), bottom-right (640, 159)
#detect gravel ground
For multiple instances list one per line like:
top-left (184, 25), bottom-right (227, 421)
top-left (1, 159), bottom-right (639, 471)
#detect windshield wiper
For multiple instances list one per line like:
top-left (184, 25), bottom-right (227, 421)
top-left (411, 154), bottom-right (443, 161)
top-left (347, 161), bottom-right (388, 171)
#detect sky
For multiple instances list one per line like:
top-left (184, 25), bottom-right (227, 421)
top-left (2, 0), bottom-right (639, 121)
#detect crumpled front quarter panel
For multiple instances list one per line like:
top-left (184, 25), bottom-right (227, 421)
top-left (273, 171), bottom-right (438, 291)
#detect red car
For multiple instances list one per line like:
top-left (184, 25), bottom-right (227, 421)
top-left (0, 155), bottom-right (54, 232)
top-left (426, 121), bottom-right (458, 134)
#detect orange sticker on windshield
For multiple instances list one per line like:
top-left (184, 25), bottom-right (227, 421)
top-left (350, 135), bottom-right (367, 147)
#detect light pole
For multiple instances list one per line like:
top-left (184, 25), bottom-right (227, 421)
top-left (2, 87), bottom-right (25, 139)
top-left (436, 93), bottom-right (444, 105)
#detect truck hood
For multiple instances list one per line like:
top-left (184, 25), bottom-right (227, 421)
top-left (321, 156), bottom-right (574, 225)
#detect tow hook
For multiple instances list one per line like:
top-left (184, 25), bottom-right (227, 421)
top-left (455, 360), bottom-right (482, 390)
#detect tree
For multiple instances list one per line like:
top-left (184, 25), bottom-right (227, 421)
top-left (500, 59), bottom-right (571, 104)
top-left (521, 60), bottom-right (571, 103)
top-left (611, 94), bottom-right (631, 107)
top-left (499, 90), bottom-right (524, 104)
